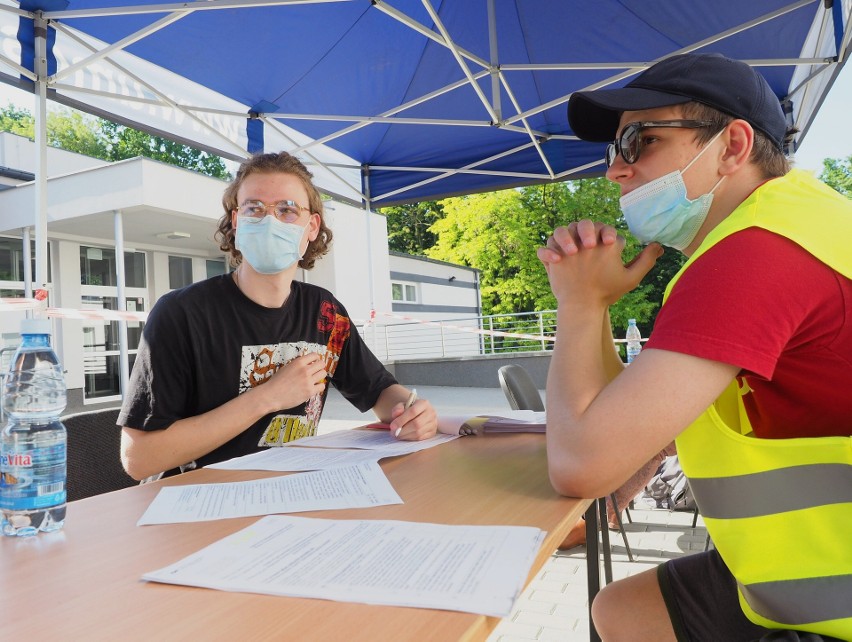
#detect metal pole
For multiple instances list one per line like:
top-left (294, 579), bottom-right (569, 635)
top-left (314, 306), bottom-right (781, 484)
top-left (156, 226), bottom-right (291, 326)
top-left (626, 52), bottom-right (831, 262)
top-left (362, 166), bottom-right (377, 353)
top-left (384, 325), bottom-right (390, 361)
top-left (539, 312), bottom-right (546, 351)
top-left (114, 210), bottom-right (130, 398)
top-left (33, 14), bottom-right (49, 293)
top-left (22, 227), bottom-right (33, 302)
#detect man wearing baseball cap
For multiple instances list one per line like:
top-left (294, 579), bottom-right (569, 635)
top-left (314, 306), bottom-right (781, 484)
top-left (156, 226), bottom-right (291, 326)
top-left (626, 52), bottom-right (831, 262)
top-left (539, 53), bottom-right (852, 640)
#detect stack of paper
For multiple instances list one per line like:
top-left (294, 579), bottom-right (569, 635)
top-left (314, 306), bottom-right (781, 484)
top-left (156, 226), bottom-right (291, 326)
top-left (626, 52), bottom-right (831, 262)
top-left (143, 515), bottom-right (545, 617)
top-left (438, 410), bottom-right (546, 435)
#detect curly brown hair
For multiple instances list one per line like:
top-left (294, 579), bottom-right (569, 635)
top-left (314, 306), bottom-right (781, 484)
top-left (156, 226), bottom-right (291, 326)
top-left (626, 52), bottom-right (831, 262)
top-left (215, 152), bottom-right (333, 270)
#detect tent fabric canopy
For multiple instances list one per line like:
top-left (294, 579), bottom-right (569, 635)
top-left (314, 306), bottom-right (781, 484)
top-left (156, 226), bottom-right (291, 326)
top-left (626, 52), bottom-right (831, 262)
top-left (1, 0), bottom-right (849, 205)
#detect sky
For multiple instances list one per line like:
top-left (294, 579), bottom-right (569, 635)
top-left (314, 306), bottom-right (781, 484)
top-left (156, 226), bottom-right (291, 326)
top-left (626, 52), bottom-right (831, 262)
top-left (0, 64), bottom-right (849, 174)
top-left (789, 64), bottom-right (852, 172)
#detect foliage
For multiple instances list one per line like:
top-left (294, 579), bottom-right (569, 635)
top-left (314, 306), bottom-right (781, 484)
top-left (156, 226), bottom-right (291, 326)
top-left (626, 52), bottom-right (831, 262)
top-left (379, 201), bottom-right (443, 255)
top-left (425, 179), bottom-right (678, 336)
top-left (0, 103), bottom-right (230, 180)
top-left (99, 121), bottom-right (230, 179)
top-left (819, 155), bottom-right (852, 197)
top-left (0, 104), bottom-right (35, 137)
top-left (48, 110), bottom-right (110, 159)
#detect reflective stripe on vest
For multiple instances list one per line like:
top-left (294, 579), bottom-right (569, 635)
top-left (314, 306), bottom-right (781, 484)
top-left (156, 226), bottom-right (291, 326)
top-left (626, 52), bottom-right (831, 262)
top-left (690, 464), bottom-right (852, 519)
top-left (739, 574), bottom-right (852, 626)
top-left (666, 170), bottom-right (852, 638)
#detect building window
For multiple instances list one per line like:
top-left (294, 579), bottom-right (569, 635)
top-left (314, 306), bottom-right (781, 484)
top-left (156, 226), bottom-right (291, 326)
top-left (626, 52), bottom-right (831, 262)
top-left (0, 236), bottom-right (51, 285)
top-left (169, 256), bottom-right (193, 289)
top-left (80, 246), bottom-right (146, 287)
top-left (206, 260), bottom-right (226, 278)
top-left (81, 295), bottom-right (145, 400)
top-left (391, 281), bottom-right (418, 303)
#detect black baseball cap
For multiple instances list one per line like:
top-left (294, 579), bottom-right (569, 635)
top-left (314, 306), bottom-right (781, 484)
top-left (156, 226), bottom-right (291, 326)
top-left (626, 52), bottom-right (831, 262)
top-left (567, 53), bottom-right (787, 149)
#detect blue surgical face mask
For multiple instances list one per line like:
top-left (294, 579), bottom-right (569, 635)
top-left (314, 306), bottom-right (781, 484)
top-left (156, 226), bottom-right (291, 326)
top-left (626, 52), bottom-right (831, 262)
top-left (620, 128), bottom-right (725, 251)
top-left (235, 214), bottom-right (309, 274)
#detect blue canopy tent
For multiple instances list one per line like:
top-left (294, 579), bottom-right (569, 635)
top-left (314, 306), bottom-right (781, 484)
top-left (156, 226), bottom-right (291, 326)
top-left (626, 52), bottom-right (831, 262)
top-left (0, 0), bottom-right (849, 393)
top-left (1, 0), bottom-right (848, 208)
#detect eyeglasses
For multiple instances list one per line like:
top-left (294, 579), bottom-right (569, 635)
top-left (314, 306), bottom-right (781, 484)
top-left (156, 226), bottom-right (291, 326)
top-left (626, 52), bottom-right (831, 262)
top-left (235, 199), bottom-right (311, 222)
top-left (605, 120), bottom-right (714, 168)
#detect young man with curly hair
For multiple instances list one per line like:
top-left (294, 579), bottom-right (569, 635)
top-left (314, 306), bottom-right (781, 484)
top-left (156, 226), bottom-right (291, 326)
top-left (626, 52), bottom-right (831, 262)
top-left (120, 152), bottom-right (436, 480)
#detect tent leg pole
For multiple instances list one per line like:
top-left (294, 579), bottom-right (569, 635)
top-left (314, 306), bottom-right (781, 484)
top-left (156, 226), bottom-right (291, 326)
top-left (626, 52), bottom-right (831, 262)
top-left (114, 210), bottom-right (130, 399)
top-left (362, 167), bottom-right (377, 355)
top-left (33, 14), bottom-right (49, 296)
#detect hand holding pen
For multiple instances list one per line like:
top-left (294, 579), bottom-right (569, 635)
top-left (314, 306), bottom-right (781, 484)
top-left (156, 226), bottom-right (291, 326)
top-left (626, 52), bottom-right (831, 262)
top-left (394, 389), bottom-right (418, 437)
top-left (390, 388), bottom-right (437, 440)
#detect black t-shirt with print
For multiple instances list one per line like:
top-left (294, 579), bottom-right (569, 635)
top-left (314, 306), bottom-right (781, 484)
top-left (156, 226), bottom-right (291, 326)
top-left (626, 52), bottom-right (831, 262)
top-left (118, 274), bottom-right (397, 469)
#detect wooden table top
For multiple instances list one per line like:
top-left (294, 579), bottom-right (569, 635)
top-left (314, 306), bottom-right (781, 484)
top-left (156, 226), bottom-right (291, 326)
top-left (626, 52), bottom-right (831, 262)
top-left (1, 432), bottom-right (589, 641)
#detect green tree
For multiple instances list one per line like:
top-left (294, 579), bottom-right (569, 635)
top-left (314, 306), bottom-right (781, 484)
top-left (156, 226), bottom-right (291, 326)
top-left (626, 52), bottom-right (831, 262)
top-left (0, 103), bottom-right (230, 180)
top-left (0, 104), bottom-right (107, 158)
top-left (819, 154), bottom-right (852, 197)
top-left (427, 187), bottom-right (541, 316)
top-left (48, 110), bottom-right (109, 159)
top-left (425, 179), bottom-right (673, 336)
top-left (99, 121), bottom-right (230, 179)
top-left (0, 104), bottom-right (34, 137)
top-left (380, 200), bottom-right (443, 255)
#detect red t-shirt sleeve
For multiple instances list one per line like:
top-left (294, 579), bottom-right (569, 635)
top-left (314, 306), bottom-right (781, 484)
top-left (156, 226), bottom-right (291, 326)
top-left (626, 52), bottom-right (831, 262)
top-left (645, 228), bottom-right (836, 380)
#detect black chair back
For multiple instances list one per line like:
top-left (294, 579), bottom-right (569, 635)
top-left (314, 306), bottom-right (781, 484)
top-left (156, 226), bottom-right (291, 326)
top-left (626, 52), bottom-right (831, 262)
top-left (498, 364), bottom-right (545, 411)
top-left (64, 408), bottom-right (136, 502)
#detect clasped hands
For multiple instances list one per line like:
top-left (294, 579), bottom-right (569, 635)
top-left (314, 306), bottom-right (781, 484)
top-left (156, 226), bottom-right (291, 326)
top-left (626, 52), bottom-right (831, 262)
top-left (537, 220), bottom-right (664, 307)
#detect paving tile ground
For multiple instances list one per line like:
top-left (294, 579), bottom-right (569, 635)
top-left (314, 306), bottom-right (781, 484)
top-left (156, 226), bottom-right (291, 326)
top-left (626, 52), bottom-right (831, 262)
top-left (487, 506), bottom-right (707, 642)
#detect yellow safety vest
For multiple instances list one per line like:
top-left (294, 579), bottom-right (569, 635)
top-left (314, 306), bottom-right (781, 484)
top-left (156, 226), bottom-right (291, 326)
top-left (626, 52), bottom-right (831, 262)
top-left (664, 170), bottom-right (852, 638)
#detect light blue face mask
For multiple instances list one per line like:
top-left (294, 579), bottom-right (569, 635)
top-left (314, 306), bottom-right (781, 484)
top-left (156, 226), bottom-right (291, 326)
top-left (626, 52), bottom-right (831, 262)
top-left (620, 129), bottom-right (725, 251)
top-left (235, 215), bottom-right (309, 275)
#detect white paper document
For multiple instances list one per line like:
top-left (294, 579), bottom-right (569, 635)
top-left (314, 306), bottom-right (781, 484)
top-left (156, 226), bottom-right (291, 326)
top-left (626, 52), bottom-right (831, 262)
top-left (137, 462), bottom-right (402, 525)
top-left (281, 429), bottom-right (459, 455)
top-left (143, 515), bottom-right (545, 617)
top-left (207, 447), bottom-right (382, 472)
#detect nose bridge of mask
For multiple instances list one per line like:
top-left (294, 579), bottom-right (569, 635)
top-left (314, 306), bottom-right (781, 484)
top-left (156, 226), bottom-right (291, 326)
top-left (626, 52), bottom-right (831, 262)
top-left (620, 170), bottom-right (684, 208)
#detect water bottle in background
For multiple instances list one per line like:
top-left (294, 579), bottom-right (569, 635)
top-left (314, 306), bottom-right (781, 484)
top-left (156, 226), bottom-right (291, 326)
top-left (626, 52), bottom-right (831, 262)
top-left (625, 318), bottom-right (642, 364)
top-left (1, 318), bottom-right (67, 537)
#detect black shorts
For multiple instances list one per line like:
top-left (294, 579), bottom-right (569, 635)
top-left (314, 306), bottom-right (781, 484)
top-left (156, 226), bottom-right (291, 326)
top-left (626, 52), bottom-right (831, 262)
top-left (657, 550), bottom-right (770, 642)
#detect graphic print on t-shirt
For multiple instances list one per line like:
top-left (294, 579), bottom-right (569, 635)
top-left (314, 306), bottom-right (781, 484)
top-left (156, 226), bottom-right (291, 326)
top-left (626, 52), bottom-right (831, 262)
top-left (238, 340), bottom-right (327, 447)
top-left (237, 302), bottom-right (353, 448)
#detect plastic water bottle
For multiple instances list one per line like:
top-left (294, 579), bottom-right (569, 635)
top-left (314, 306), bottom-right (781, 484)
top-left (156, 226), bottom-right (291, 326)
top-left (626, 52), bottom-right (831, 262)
top-left (0, 318), bottom-right (67, 537)
top-left (626, 318), bottom-right (642, 364)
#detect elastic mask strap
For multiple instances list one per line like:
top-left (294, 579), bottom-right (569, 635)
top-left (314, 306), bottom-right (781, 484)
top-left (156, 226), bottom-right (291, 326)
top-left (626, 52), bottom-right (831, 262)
top-left (682, 127), bottom-right (726, 174)
top-left (708, 174), bottom-right (726, 194)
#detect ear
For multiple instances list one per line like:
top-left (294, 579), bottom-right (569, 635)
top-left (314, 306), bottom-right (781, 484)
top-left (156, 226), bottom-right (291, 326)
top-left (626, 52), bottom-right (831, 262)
top-left (307, 212), bottom-right (321, 242)
top-left (231, 209), bottom-right (239, 231)
top-left (719, 119), bottom-right (753, 175)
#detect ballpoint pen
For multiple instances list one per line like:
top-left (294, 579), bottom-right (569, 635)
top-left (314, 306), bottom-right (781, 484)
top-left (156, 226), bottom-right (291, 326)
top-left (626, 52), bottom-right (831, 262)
top-left (394, 389), bottom-right (417, 437)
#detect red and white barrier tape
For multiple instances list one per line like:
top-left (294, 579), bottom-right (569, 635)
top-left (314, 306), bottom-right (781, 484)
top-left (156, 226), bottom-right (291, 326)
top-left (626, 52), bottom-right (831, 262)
top-left (0, 295), bottom-right (148, 322)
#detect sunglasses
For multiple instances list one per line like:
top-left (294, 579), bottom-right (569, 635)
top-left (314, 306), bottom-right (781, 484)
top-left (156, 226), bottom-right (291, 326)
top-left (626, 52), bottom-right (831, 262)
top-left (605, 120), bottom-right (714, 167)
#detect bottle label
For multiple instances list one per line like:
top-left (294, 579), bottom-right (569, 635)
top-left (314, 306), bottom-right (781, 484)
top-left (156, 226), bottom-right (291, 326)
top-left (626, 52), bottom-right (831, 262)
top-left (0, 442), bottom-right (66, 511)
